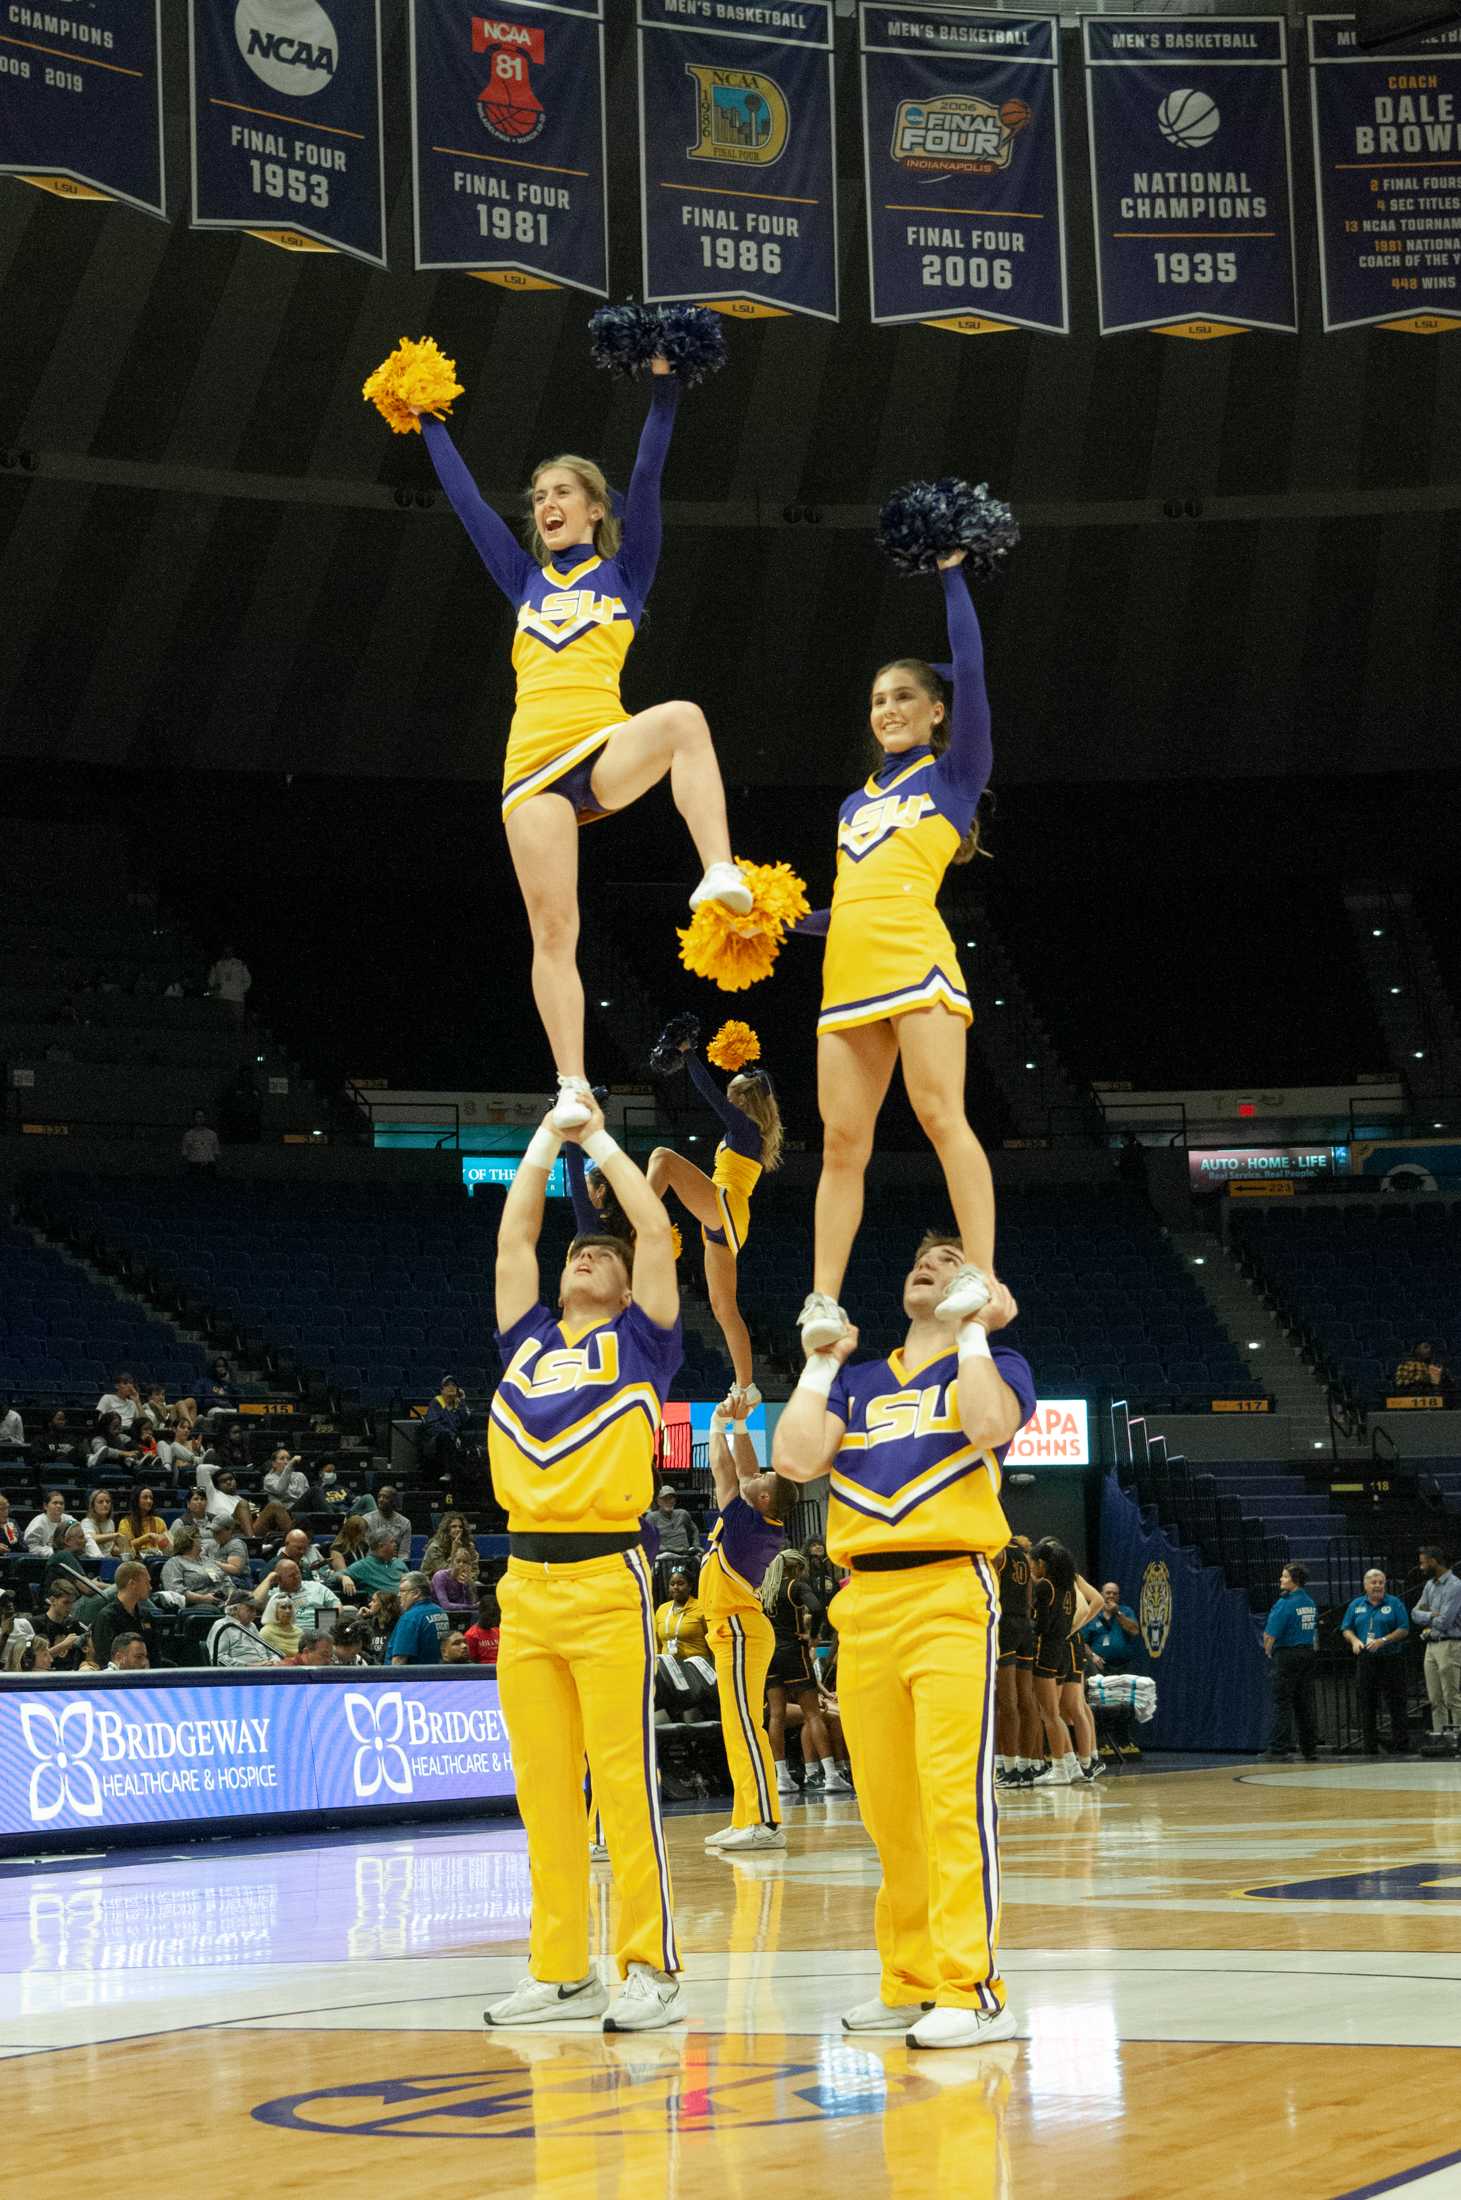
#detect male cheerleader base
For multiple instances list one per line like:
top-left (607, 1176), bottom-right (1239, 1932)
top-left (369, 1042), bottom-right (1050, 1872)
top-left (774, 1244), bottom-right (1035, 2051)
top-left (699, 1403), bottom-right (791, 1853)
top-left (484, 1105), bottom-right (683, 2032)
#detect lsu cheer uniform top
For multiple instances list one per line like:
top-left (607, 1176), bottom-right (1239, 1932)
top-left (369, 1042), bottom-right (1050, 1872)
top-left (421, 381), bottom-right (679, 822)
top-left (701, 1493), bottom-right (787, 1830)
top-left (700, 1492), bottom-right (785, 1624)
top-left (686, 1053), bottom-right (762, 1254)
top-left (816, 564), bottom-right (994, 1035)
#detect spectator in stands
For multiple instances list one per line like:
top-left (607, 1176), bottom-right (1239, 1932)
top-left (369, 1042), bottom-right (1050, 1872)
top-left (252, 1500), bottom-right (294, 1551)
top-left (159, 1421), bottom-right (201, 1479)
top-left (357, 1488), bottom-right (412, 1559)
top-left (255, 1557), bottom-right (340, 1631)
top-left (175, 1486), bottom-right (211, 1534)
top-left (387, 1572), bottom-right (448, 1665)
top-left (311, 1460), bottom-right (351, 1513)
top-left (117, 1485), bottom-right (172, 1558)
top-left (140, 1384), bottom-right (171, 1434)
top-left (205, 1508), bottom-right (255, 1581)
top-left (12, 1637), bottom-right (54, 1673)
top-left (349, 1535), bottom-right (409, 1599)
top-left (655, 1568), bottom-right (711, 1662)
top-left (0, 1398), bottom-right (22, 1446)
top-left (645, 1483), bottom-right (700, 1560)
top-left (279, 1525), bottom-right (328, 1578)
top-left (326, 1517), bottom-right (371, 1591)
top-left (418, 1379), bottom-right (470, 1487)
top-left (40, 1411), bottom-right (78, 1463)
top-left (89, 1414), bottom-right (140, 1470)
top-left (289, 1631), bottom-right (335, 1667)
top-left (442, 1633), bottom-right (470, 1665)
top-left (181, 1110), bottom-right (222, 1172)
top-left (161, 1523), bottom-right (229, 1609)
top-left (108, 1633), bottom-right (150, 1673)
top-left (208, 946), bottom-right (252, 1021)
top-left (1411, 1546), bottom-right (1461, 1739)
top-left (332, 1627), bottom-right (368, 1666)
top-left (82, 1489), bottom-right (123, 1558)
top-left (37, 1583), bottom-right (84, 1671)
top-left (25, 1490), bottom-right (72, 1552)
top-left (0, 1495), bottom-right (20, 1557)
top-left (196, 1460), bottom-right (247, 1529)
top-left (1341, 1569), bottom-right (1411, 1755)
top-left (1394, 1342), bottom-right (1438, 1392)
top-left (96, 1374), bottom-right (143, 1433)
top-left (422, 1513), bottom-right (474, 1574)
top-left (0, 1594), bottom-right (34, 1667)
top-left (432, 1549), bottom-right (480, 1623)
top-left (209, 1593), bottom-right (274, 1667)
top-left (366, 1593), bottom-right (401, 1663)
top-left (259, 1596), bottom-right (301, 1658)
top-left (262, 1449), bottom-right (310, 1509)
top-left (45, 1523), bottom-right (100, 1595)
top-left (199, 1357), bottom-right (238, 1423)
top-left (465, 1589), bottom-right (500, 1666)
top-left (90, 1562), bottom-right (155, 1667)
top-left (1263, 1562), bottom-right (1320, 1762)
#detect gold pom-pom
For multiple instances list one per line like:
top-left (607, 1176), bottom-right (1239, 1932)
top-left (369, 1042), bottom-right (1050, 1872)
top-left (677, 861), bottom-right (809, 993)
top-left (669, 1223), bottom-right (683, 1262)
top-left (362, 336), bottom-right (464, 435)
top-left (707, 1020), bottom-right (761, 1072)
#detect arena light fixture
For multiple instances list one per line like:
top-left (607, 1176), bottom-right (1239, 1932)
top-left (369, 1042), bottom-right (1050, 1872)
top-left (1372, 927), bottom-right (1383, 936)
top-left (1414, 1050), bottom-right (1425, 1059)
top-left (1024, 1060), bottom-right (1036, 1070)
top-left (1192, 1257), bottom-right (1206, 1265)
top-left (1390, 986), bottom-right (1401, 995)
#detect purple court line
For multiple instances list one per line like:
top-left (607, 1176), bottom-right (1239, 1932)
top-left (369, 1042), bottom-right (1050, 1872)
top-left (1330, 2145), bottom-right (1461, 2200)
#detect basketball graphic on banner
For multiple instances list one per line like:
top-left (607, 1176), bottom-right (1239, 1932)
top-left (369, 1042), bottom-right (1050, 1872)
top-left (1156, 88), bottom-right (1220, 148)
top-left (478, 44), bottom-right (546, 145)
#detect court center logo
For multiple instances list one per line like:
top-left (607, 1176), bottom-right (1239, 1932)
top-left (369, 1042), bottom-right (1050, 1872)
top-left (20, 1703), bottom-right (103, 1824)
top-left (685, 65), bottom-right (790, 167)
top-left (235, 0), bottom-right (338, 97)
top-left (474, 16), bottom-right (547, 146)
top-left (1139, 1560), bottom-right (1173, 1659)
top-left (892, 94), bottom-right (1030, 176)
top-left (344, 1693), bottom-right (413, 1799)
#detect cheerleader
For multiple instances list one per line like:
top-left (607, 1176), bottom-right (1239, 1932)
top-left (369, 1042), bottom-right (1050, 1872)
top-left (699, 1395), bottom-right (796, 1852)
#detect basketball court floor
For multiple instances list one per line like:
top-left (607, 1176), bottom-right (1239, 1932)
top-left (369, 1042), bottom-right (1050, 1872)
top-left (8, 1757), bottom-right (1460, 2196)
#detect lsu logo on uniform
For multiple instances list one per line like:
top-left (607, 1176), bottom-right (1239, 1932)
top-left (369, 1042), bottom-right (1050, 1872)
top-left (685, 66), bottom-right (791, 168)
top-left (235, 0), bottom-right (338, 97)
top-left (863, 1383), bottom-right (961, 1447)
top-left (503, 1332), bottom-right (621, 1398)
top-left (839, 790), bottom-right (935, 859)
top-left (892, 94), bottom-right (1031, 176)
top-left (536, 588), bottom-right (625, 626)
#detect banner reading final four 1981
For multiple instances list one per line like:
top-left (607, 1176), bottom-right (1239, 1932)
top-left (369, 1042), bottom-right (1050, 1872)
top-left (410, 0), bottom-right (608, 293)
top-left (1084, 16), bottom-right (1298, 339)
top-left (1309, 16), bottom-right (1461, 334)
top-left (638, 0), bottom-right (838, 322)
top-left (0, 0), bottom-right (164, 216)
top-left (190, 0), bottom-right (386, 265)
top-left (860, 7), bottom-right (1068, 337)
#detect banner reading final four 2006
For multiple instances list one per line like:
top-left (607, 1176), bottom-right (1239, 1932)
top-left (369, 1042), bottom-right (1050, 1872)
top-left (1084, 17), bottom-right (1297, 339)
top-left (860, 7), bottom-right (1067, 337)
top-left (638, 0), bottom-right (838, 322)
top-left (190, 0), bottom-right (386, 265)
top-left (1310, 17), bottom-right (1461, 334)
top-left (0, 0), bottom-right (164, 216)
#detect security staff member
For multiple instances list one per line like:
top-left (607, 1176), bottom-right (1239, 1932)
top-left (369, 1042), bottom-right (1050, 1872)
top-left (1263, 1561), bottom-right (1319, 1762)
top-left (1340, 1569), bottom-right (1410, 1755)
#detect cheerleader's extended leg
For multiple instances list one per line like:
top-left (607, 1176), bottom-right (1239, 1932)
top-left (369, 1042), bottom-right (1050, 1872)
top-left (647, 1147), bottom-right (754, 1392)
top-left (812, 1023), bottom-right (899, 1304)
top-left (895, 1006), bottom-right (995, 1278)
top-left (589, 702), bottom-right (748, 912)
top-left (504, 791), bottom-right (588, 1083)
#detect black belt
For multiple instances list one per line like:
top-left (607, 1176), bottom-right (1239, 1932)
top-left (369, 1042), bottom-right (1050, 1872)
top-left (850, 1550), bottom-right (978, 1574)
top-left (509, 1531), bottom-right (643, 1564)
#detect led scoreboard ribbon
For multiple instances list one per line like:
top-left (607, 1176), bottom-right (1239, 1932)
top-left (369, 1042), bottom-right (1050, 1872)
top-left (0, 0), bottom-right (165, 217)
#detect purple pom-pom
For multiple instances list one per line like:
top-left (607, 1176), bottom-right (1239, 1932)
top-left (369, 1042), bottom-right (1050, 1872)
top-left (588, 303), bottom-right (664, 379)
top-left (588, 303), bottom-right (727, 387)
top-left (877, 477), bottom-right (1019, 580)
top-left (652, 304), bottom-right (728, 388)
top-left (649, 1011), bottom-right (701, 1076)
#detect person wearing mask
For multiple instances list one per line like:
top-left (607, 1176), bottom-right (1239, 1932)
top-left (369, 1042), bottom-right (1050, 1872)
top-left (90, 1563), bottom-right (157, 1668)
top-left (1341, 1569), bottom-right (1411, 1755)
top-left (209, 1593), bottom-right (276, 1667)
top-left (387, 1572), bottom-right (449, 1665)
top-left (311, 1461), bottom-right (351, 1513)
top-left (25, 1490), bottom-right (72, 1553)
top-left (259, 1596), bottom-right (302, 1658)
top-left (1411, 1546), bottom-right (1461, 1740)
top-left (465, 1589), bottom-right (501, 1666)
top-left (108, 1633), bottom-right (151, 1672)
top-left (1263, 1562), bottom-right (1320, 1762)
top-left (261, 1449), bottom-right (310, 1509)
top-left (160, 1524), bottom-right (229, 1609)
top-left (644, 1484), bottom-right (700, 1562)
top-left (96, 1375), bottom-right (143, 1433)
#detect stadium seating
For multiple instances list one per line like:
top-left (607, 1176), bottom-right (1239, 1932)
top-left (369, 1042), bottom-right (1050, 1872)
top-left (0, 1221), bottom-right (209, 1402)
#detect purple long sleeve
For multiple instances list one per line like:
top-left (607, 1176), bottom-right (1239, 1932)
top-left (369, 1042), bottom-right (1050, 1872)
top-left (936, 564), bottom-right (993, 800)
top-left (562, 1141), bottom-right (598, 1236)
top-left (793, 908), bottom-right (830, 938)
top-left (687, 1052), bottom-right (760, 1159)
top-left (421, 416), bottom-right (536, 604)
top-left (616, 381), bottom-right (679, 605)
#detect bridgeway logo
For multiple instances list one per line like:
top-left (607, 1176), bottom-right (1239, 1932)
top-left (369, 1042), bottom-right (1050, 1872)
top-left (20, 1703), bottom-right (103, 1824)
top-left (344, 1693), bottom-right (413, 1800)
top-left (235, 0), bottom-right (339, 98)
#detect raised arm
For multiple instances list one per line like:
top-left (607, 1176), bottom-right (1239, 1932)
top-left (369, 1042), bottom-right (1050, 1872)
top-left (935, 556), bottom-right (993, 801)
top-left (561, 1140), bottom-right (599, 1238)
top-left (774, 1335), bottom-right (856, 1485)
top-left (708, 1400), bottom-right (739, 1507)
top-left (685, 1051), bottom-right (759, 1156)
top-left (571, 1100), bottom-right (678, 1329)
top-left (421, 417), bottom-right (535, 604)
top-left (495, 1114), bottom-right (557, 1333)
top-left (617, 375), bottom-right (680, 602)
top-left (953, 1280), bottom-right (1031, 1453)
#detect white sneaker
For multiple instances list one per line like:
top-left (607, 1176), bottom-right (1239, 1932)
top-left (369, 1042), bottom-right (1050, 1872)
top-left (704, 1824), bottom-right (737, 1848)
top-left (842, 1994), bottom-right (932, 2034)
top-left (689, 861), bottom-right (753, 915)
top-left (908, 2003), bottom-right (1018, 2050)
top-left (589, 1841), bottom-right (610, 1861)
top-left (1082, 1758), bottom-right (1106, 1783)
top-left (732, 1383), bottom-right (763, 1414)
top-left (821, 1769), bottom-right (854, 1794)
top-left (713, 1823), bottom-right (786, 1852)
top-left (1052, 1756), bottom-right (1082, 1785)
top-left (799, 1292), bottom-right (851, 1352)
top-left (603, 1963), bottom-right (684, 2033)
top-left (484, 1972), bottom-right (608, 2027)
top-left (550, 1078), bottom-right (593, 1133)
top-left (934, 1266), bottom-right (991, 1322)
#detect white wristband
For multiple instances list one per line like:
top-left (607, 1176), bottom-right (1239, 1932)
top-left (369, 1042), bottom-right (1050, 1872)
top-left (583, 1129), bottom-right (619, 1166)
top-left (796, 1357), bottom-right (838, 1399)
top-left (709, 1406), bottom-right (730, 1434)
top-left (524, 1127), bottom-right (561, 1172)
top-left (957, 1324), bottom-right (992, 1361)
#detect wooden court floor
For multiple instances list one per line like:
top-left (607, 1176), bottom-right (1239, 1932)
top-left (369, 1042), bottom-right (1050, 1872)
top-left (9, 1757), bottom-right (1461, 2198)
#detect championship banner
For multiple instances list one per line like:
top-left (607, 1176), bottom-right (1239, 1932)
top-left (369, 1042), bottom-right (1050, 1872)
top-left (1084, 16), bottom-right (1298, 339)
top-left (410, 0), bottom-right (608, 294)
top-left (189, 0), bottom-right (386, 265)
top-left (1309, 16), bottom-right (1461, 333)
top-left (860, 7), bottom-right (1068, 337)
top-left (0, 0), bottom-right (164, 216)
top-left (637, 0), bottom-right (838, 322)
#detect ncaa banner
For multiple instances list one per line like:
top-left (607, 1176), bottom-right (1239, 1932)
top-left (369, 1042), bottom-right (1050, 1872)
top-left (0, 0), bottom-right (164, 216)
top-left (860, 6), bottom-right (1067, 337)
top-left (189, 0), bottom-right (387, 265)
top-left (637, 0), bottom-right (838, 322)
top-left (1309, 16), bottom-right (1461, 334)
top-left (410, 0), bottom-right (608, 295)
top-left (1084, 16), bottom-right (1298, 339)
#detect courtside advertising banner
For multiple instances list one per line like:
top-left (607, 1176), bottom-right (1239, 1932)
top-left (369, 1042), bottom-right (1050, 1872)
top-left (410, 0), bottom-right (609, 293)
top-left (860, 7), bottom-right (1067, 336)
top-left (190, 0), bottom-right (386, 264)
top-left (637, 0), bottom-right (838, 322)
top-left (0, 0), bottom-right (165, 217)
top-left (1084, 16), bottom-right (1298, 338)
top-left (1309, 16), bottom-right (1461, 333)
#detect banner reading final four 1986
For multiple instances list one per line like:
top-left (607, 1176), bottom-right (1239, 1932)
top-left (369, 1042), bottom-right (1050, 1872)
top-left (411, 0), bottom-right (608, 293)
top-left (0, 0), bottom-right (164, 216)
top-left (1309, 16), bottom-right (1461, 334)
top-left (190, 0), bottom-right (386, 265)
top-left (860, 7), bottom-right (1067, 337)
top-left (1084, 16), bottom-right (1298, 339)
top-left (638, 0), bottom-right (838, 322)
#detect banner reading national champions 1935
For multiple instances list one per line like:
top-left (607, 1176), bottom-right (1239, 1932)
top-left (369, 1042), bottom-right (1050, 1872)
top-left (1084, 16), bottom-right (1297, 338)
top-left (0, 0), bottom-right (165, 217)
top-left (638, 0), bottom-right (838, 321)
top-left (860, 7), bottom-right (1067, 337)
top-left (189, 0), bottom-right (386, 264)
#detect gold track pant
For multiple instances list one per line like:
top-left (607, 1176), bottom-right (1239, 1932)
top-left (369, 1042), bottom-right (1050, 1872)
top-left (709, 1606), bottom-right (780, 1828)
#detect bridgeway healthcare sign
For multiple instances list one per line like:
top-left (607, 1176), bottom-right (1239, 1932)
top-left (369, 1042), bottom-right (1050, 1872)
top-left (1083, 16), bottom-right (1297, 338)
top-left (1309, 16), bottom-right (1461, 333)
top-left (638, 0), bottom-right (839, 321)
top-left (0, 0), bottom-right (165, 217)
top-left (860, 7), bottom-right (1067, 336)
top-left (0, 1675), bottom-right (515, 1842)
top-left (411, 0), bottom-right (609, 293)
top-left (190, 0), bottom-right (385, 264)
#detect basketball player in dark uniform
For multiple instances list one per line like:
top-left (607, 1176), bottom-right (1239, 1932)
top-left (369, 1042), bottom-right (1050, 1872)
top-left (994, 1535), bottom-right (1037, 1789)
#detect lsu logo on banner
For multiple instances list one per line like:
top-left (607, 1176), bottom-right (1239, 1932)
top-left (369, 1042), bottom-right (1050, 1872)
top-left (473, 14), bottom-right (548, 145)
top-left (235, 0), bottom-right (338, 97)
top-left (685, 65), bottom-right (790, 167)
top-left (1140, 1559), bottom-right (1173, 1659)
top-left (892, 94), bottom-right (1031, 176)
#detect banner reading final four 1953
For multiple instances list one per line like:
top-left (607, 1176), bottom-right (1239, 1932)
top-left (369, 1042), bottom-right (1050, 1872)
top-left (190, 0), bottom-right (386, 264)
top-left (1309, 16), bottom-right (1461, 334)
top-left (411, 0), bottom-right (608, 292)
top-left (1084, 16), bottom-right (1297, 339)
top-left (637, 0), bottom-right (838, 322)
top-left (0, 0), bottom-right (164, 216)
top-left (860, 7), bottom-right (1067, 337)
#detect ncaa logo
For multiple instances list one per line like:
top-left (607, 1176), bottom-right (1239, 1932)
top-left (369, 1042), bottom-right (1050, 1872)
top-left (235, 0), bottom-right (339, 98)
top-left (1139, 1560), bottom-right (1173, 1659)
top-left (21, 1702), bottom-right (103, 1824)
top-left (344, 1692), bottom-right (413, 1800)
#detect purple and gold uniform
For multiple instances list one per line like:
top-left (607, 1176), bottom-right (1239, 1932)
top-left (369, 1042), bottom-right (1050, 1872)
top-left (819, 564), bottom-right (993, 1034)
top-left (686, 1054), bottom-right (763, 1253)
top-left (700, 1491), bottom-right (786, 1829)
top-left (823, 1337), bottom-right (1036, 2017)
top-left (422, 383), bottom-right (678, 822)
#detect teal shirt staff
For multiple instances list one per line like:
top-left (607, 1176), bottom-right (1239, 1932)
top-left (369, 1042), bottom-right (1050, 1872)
top-left (1081, 1606), bottom-right (1139, 1665)
top-left (1264, 1587), bottom-right (1318, 1651)
top-left (1340, 1593), bottom-right (1409, 1654)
